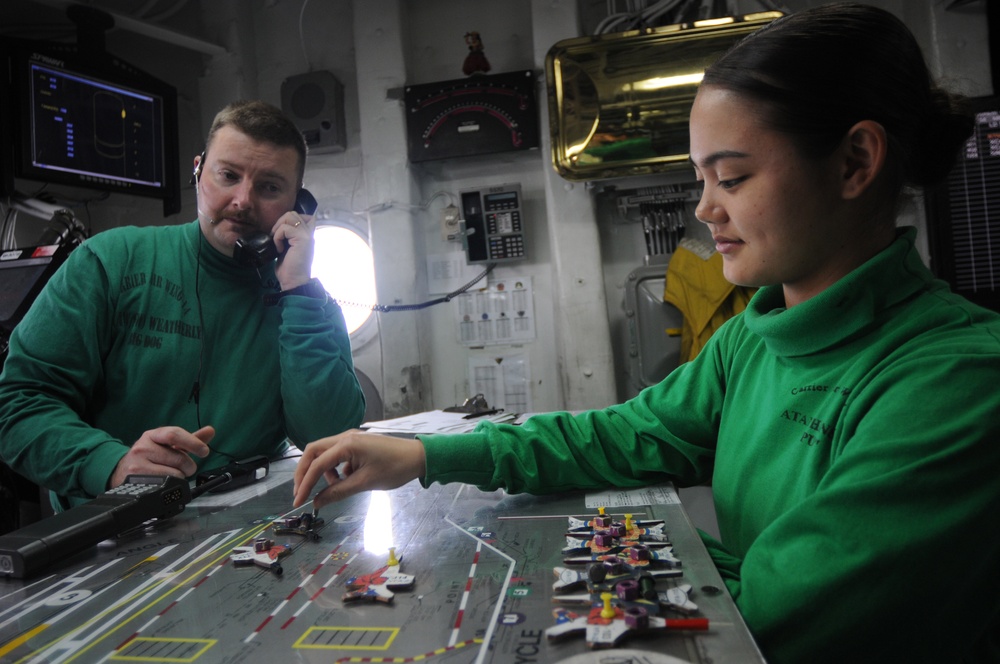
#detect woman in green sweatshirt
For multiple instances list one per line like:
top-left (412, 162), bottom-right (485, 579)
top-left (292, 5), bottom-right (999, 663)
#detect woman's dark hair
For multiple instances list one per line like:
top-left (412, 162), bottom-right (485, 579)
top-left (702, 3), bottom-right (973, 197)
top-left (205, 100), bottom-right (308, 186)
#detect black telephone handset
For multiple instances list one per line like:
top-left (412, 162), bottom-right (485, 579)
top-left (233, 188), bottom-right (318, 268)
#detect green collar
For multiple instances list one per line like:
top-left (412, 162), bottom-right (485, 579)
top-left (743, 227), bottom-right (939, 357)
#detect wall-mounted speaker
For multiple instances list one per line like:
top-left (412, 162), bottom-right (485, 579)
top-left (281, 70), bottom-right (347, 154)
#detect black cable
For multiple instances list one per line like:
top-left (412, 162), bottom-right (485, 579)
top-left (187, 234), bottom-right (249, 466)
top-left (1, 207), bottom-right (14, 250)
top-left (189, 472), bottom-right (233, 498)
top-left (335, 262), bottom-right (496, 313)
top-left (190, 235), bottom-right (205, 428)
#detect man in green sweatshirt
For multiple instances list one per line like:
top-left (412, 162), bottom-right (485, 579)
top-left (0, 100), bottom-right (365, 510)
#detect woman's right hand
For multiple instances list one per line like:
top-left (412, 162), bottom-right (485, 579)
top-left (292, 430), bottom-right (427, 509)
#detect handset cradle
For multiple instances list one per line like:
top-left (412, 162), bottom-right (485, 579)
top-left (233, 188), bottom-right (318, 268)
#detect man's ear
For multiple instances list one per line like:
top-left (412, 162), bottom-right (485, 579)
top-left (840, 120), bottom-right (887, 200)
top-left (190, 152), bottom-right (204, 186)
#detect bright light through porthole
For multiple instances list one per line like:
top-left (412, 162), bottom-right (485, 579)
top-left (311, 225), bottom-right (376, 335)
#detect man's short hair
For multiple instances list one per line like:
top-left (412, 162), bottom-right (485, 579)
top-left (205, 100), bottom-right (307, 186)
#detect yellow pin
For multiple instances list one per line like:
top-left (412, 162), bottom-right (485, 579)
top-left (600, 592), bottom-right (616, 619)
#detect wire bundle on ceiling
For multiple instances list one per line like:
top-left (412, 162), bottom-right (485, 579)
top-left (594, 0), bottom-right (787, 35)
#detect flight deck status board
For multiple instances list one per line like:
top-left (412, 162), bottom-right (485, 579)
top-left (0, 474), bottom-right (764, 664)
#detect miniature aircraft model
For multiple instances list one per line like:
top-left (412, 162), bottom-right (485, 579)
top-left (563, 542), bottom-right (682, 571)
top-left (273, 509), bottom-right (324, 541)
top-left (568, 508), bottom-right (667, 541)
top-left (231, 537), bottom-right (291, 575)
top-left (548, 506), bottom-right (704, 648)
top-left (546, 591), bottom-right (708, 649)
top-left (564, 508), bottom-right (673, 555)
top-left (343, 547), bottom-right (416, 604)
top-left (553, 569), bottom-right (699, 615)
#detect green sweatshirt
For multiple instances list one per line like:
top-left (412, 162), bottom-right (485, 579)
top-left (421, 227), bottom-right (1000, 664)
top-left (0, 221), bottom-right (365, 509)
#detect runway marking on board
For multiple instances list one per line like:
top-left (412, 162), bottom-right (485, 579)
top-left (109, 636), bottom-right (216, 662)
top-left (0, 624), bottom-right (48, 658)
top-left (0, 560), bottom-right (121, 633)
top-left (11, 526), bottom-right (266, 664)
top-left (448, 542), bottom-right (481, 646)
top-left (444, 505), bottom-right (517, 664)
top-left (329, 637), bottom-right (483, 663)
top-left (244, 531), bottom-right (359, 642)
top-left (293, 626), bottom-right (399, 650)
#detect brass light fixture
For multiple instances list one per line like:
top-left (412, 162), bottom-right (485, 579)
top-left (545, 12), bottom-right (782, 181)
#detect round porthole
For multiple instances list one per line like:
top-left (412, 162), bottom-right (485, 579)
top-left (311, 223), bottom-right (377, 344)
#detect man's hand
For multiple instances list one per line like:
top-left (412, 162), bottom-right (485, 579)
top-left (292, 430), bottom-right (427, 509)
top-left (271, 211), bottom-right (315, 291)
top-left (110, 425), bottom-right (215, 488)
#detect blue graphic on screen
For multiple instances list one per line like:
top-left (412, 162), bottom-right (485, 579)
top-left (28, 63), bottom-right (164, 189)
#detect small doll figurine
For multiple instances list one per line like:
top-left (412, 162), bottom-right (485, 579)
top-left (463, 31), bottom-right (491, 76)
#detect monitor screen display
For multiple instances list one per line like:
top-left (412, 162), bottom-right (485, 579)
top-left (26, 60), bottom-right (166, 192)
top-left (0, 40), bottom-right (181, 216)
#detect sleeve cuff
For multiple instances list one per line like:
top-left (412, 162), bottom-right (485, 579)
top-left (80, 440), bottom-right (130, 496)
top-left (418, 431), bottom-right (495, 488)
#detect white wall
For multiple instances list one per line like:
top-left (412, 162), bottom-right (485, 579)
top-left (344, 0), bottom-right (619, 415)
top-left (395, 0), bottom-right (618, 414)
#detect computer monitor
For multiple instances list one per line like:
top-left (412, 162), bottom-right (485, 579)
top-left (0, 39), bottom-right (181, 216)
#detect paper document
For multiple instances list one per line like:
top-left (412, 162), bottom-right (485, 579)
top-left (585, 484), bottom-right (680, 508)
top-left (362, 409), bottom-right (517, 435)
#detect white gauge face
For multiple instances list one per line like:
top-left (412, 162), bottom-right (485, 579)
top-left (404, 70), bottom-right (539, 162)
